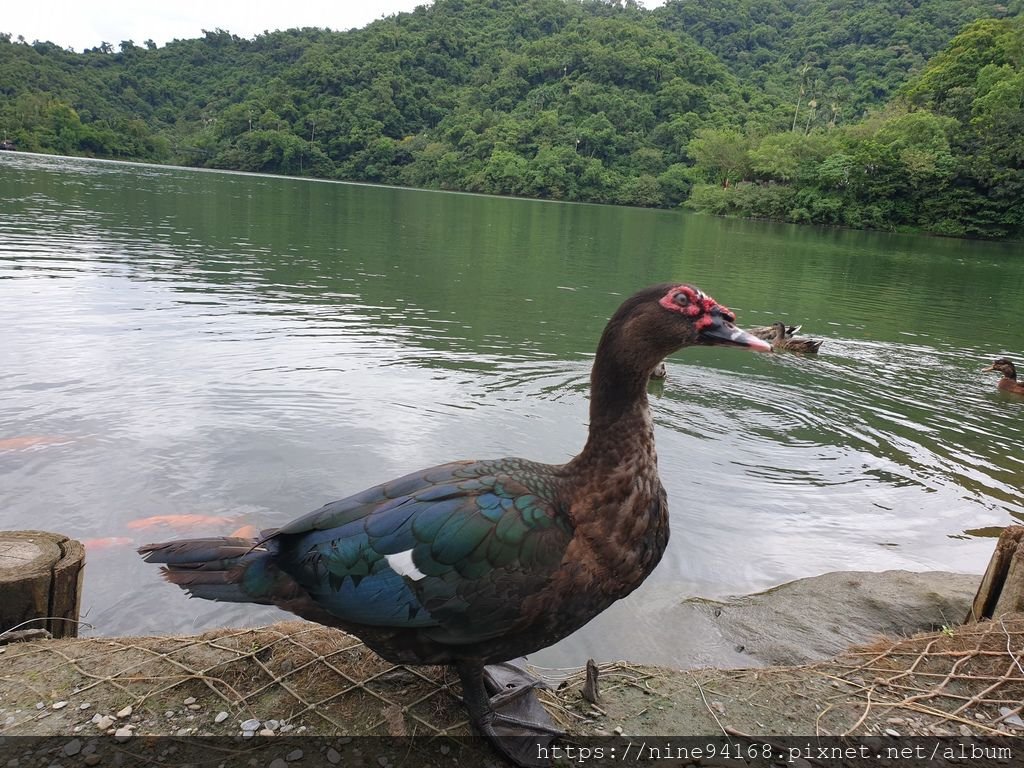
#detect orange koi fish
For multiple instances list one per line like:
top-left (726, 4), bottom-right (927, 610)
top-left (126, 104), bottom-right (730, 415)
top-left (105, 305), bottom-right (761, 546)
top-left (127, 514), bottom-right (237, 531)
top-left (82, 536), bottom-right (134, 550)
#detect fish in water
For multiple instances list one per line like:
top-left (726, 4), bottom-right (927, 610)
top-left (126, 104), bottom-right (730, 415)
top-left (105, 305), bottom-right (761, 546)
top-left (82, 536), bottom-right (134, 550)
top-left (0, 435), bottom-right (74, 451)
top-left (127, 514), bottom-right (238, 531)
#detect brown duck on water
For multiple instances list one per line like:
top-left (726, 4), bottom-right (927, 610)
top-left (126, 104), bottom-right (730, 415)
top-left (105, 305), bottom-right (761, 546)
top-left (748, 323), bottom-right (801, 341)
top-left (983, 357), bottom-right (1024, 396)
top-left (138, 284), bottom-right (771, 766)
top-left (765, 321), bottom-right (823, 353)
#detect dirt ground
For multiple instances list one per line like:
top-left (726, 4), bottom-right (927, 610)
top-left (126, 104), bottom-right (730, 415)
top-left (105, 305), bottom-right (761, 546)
top-left (2, 615), bottom-right (1022, 766)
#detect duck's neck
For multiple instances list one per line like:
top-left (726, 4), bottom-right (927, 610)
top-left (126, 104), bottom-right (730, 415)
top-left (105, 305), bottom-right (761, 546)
top-left (1005, 365), bottom-right (1018, 381)
top-left (571, 334), bottom-right (659, 476)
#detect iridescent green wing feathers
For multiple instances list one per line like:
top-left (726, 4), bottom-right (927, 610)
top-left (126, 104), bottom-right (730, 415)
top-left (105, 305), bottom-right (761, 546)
top-left (268, 460), bottom-right (573, 642)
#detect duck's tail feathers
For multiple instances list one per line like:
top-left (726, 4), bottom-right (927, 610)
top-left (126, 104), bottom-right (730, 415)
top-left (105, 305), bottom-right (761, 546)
top-left (138, 536), bottom-right (297, 605)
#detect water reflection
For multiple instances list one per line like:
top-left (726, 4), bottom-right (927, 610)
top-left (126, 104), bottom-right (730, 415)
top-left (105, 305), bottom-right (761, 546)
top-left (2, 152), bottom-right (1022, 667)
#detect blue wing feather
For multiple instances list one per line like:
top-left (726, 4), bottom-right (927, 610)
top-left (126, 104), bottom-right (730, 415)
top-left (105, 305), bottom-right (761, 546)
top-left (271, 460), bottom-right (572, 638)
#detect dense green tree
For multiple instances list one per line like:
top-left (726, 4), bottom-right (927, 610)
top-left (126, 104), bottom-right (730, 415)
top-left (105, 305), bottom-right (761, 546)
top-left (0, 0), bottom-right (1020, 237)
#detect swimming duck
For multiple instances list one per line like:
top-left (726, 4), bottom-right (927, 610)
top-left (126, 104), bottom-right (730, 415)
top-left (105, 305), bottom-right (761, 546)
top-left (138, 284), bottom-right (770, 765)
top-left (766, 321), bottom-right (822, 353)
top-left (983, 358), bottom-right (1024, 395)
top-left (748, 323), bottom-right (801, 341)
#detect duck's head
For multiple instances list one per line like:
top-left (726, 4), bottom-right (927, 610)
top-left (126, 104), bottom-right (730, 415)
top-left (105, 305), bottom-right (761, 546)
top-left (600, 283), bottom-right (771, 375)
top-left (771, 321), bottom-right (787, 338)
top-left (983, 357), bottom-right (1017, 380)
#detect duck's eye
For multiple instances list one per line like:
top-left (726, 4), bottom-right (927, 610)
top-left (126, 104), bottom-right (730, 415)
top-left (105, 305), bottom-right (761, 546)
top-left (672, 292), bottom-right (690, 307)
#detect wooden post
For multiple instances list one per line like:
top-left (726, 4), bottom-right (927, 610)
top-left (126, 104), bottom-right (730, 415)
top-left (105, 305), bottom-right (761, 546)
top-left (965, 525), bottom-right (1024, 624)
top-left (0, 531), bottom-right (85, 640)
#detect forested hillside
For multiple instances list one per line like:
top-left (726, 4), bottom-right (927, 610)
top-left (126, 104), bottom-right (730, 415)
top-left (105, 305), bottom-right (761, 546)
top-left (1, 0), bottom-right (1021, 238)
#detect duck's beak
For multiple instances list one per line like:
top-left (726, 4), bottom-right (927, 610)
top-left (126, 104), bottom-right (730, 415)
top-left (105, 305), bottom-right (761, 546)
top-left (699, 312), bottom-right (772, 352)
top-left (981, 364), bottom-right (996, 372)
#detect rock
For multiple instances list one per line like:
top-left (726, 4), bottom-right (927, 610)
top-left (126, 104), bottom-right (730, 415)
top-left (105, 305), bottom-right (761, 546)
top-left (240, 718), bottom-right (260, 731)
top-left (84, 756), bottom-right (102, 767)
top-left (95, 715), bottom-right (114, 730)
top-left (164, 711), bottom-right (174, 718)
top-left (187, 704), bottom-right (201, 711)
top-left (215, 711), bottom-right (229, 724)
top-left (241, 731), bottom-right (255, 739)
top-left (258, 729), bottom-right (275, 737)
top-left (116, 705), bottom-right (132, 719)
top-left (884, 728), bottom-right (900, 737)
top-left (62, 739), bottom-right (81, 756)
top-left (264, 719), bottom-right (279, 731)
top-left (326, 748), bottom-right (341, 764)
top-left (999, 707), bottom-right (1024, 728)
top-left (52, 701), bottom-right (68, 710)
top-left (183, 697), bottom-right (196, 705)
top-left (670, 570), bottom-right (980, 668)
top-left (79, 703), bottom-right (91, 710)
top-left (286, 750), bottom-right (303, 761)
top-left (268, 760), bottom-right (287, 768)
top-left (113, 727), bottom-right (132, 742)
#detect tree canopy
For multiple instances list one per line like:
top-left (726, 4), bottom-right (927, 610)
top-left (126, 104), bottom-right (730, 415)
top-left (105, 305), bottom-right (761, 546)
top-left (1, 0), bottom-right (1021, 238)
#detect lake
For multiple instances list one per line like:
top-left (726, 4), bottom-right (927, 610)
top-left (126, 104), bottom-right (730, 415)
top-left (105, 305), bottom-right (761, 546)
top-left (2, 152), bottom-right (1022, 668)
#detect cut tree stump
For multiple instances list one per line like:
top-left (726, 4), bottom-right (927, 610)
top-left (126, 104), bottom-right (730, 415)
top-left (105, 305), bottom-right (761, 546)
top-left (965, 525), bottom-right (1024, 623)
top-left (0, 530), bottom-right (85, 639)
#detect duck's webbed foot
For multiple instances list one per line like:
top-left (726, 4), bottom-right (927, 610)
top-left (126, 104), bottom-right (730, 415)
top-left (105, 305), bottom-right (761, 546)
top-left (457, 659), bottom-right (563, 767)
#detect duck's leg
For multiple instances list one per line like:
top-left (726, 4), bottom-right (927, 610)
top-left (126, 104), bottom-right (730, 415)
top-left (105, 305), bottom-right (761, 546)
top-left (456, 659), bottom-right (562, 767)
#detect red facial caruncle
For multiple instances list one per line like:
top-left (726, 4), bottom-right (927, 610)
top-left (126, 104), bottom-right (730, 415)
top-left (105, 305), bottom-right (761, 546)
top-left (658, 285), bottom-right (735, 332)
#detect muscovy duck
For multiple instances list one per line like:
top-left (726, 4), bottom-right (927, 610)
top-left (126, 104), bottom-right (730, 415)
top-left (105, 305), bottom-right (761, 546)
top-left (983, 358), bottom-right (1024, 395)
top-left (139, 283), bottom-right (770, 765)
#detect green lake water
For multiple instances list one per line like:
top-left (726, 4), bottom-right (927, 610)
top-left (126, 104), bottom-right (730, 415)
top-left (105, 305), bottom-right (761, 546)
top-left (2, 152), bottom-right (1022, 667)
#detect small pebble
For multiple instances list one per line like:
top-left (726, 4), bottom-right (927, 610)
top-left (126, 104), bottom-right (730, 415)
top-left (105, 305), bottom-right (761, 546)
top-left (278, 723), bottom-right (294, 733)
top-left (240, 718), bottom-right (261, 731)
top-left (264, 719), bottom-right (279, 731)
top-left (268, 760), bottom-right (287, 768)
top-left (258, 729), bottom-right (275, 737)
top-left (241, 731), bottom-right (255, 739)
top-left (187, 704), bottom-right (201, 711)
top-left (326, 748), bottom-right (341, 764)
top-left (63, 739), bottom-right (82, 757)
top-left (612, 726), bottom-right (623, 735)
top-left (183, 697), bottom-right (196, 705)
top-left (79, 703), bottom-right (91, 710)
top-left (95, 715), bottom-right (114, 730)
top-left (215, 711), bottom-right (229, 724)
top-left (165, 711), bottom-right (175, 719)
top-left (286, 750), bottom-right (303, 762)
top-left (83, 756), bottom-right (102, 767)
top-left (439, 745), bottom-right (450, 756)
top-left (116, 705), bottom-right (133, 719)
top-left (52, 701), bottom-right (68, 710)
top-left (35, 702), bottom-right (44, 710)
top-left (113, 727), bottom-right (132, 742)
top-left (376, 758), bottom-right (389, 768)
top-left (884, 728), bottom-right (900, 737)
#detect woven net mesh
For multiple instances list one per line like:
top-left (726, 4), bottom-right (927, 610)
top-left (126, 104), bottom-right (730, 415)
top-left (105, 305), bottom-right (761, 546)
top-left (2, 615), bottom-right (1023, 741)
